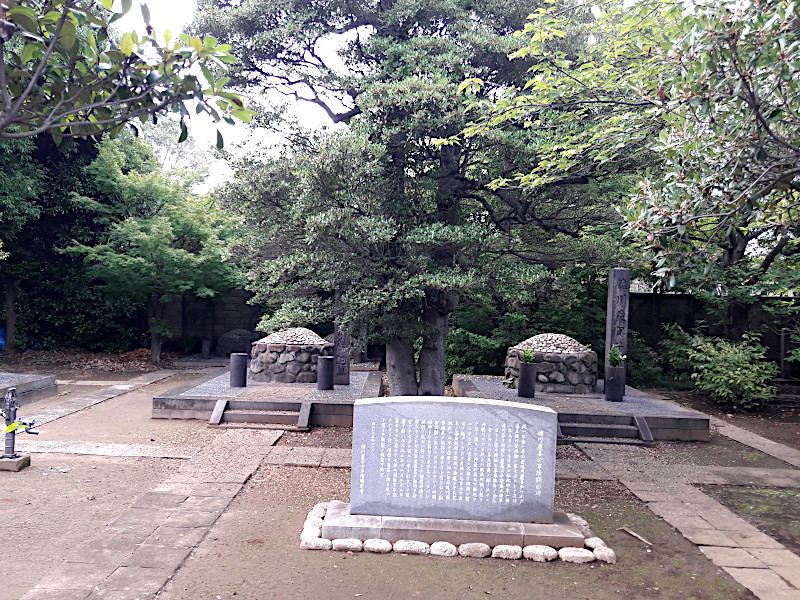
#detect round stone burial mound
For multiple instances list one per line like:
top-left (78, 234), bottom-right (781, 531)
top-left (249, 327), bottom-right (333, 383)
top-left (505, 333), bottom-right (597, 394)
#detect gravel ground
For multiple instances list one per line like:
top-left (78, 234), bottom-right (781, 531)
top-left (38, 373), bottom-right (222, 450)
top-left (158, 469), bottom-right (751, 600)
top-left (276, 427), bottom-right (352, 448)
top-left (646, 432), bottom-right (797, 469)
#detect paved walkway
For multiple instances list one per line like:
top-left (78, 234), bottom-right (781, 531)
top-left (24, 371), bottom-right (177, 427)
top-left (21, 429), bottom-right (280, 600)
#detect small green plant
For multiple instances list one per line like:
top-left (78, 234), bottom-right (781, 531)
top-left (607, 345), bottom-right (626, 367)
top-left (661, 325), bottom-right (778, 410)
top-left (518, 348), bottom-right (535, 363)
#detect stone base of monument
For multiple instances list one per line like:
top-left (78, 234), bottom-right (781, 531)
top-left (321, 501), bottom-right (584, 548)
top-left (0, 454), bottom-right (31, 472)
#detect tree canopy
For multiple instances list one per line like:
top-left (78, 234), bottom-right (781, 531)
top-left (69, 134), bottom-right (244, 363)
top-left (0, 0), bottom-right (252, 141)
top-left (198, 0), bottom-right (636, 394)
top-left (463, 0), bottom-right (800, 335)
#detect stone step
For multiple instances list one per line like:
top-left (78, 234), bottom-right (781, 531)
top-left (213, 422), bottom-right (310, 431)
top-left (558, 413), bottom-right (635, 426)
top-left (559, 422), bottom-right (640, 439)
top-left (222, 409), bottom-right (300, 425)
top-left (226, 400), bottom-right (303, 411)
top-left (558, 436), bottom-right (654, 446)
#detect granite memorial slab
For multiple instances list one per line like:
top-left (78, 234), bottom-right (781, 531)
top-left (350, 396), bottom-right (557, 523)
top-left (334, 324), bottom-right (351, 386)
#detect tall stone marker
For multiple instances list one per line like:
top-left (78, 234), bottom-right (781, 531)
top-left (333, 324), bottom-right (351, 386)
top-left (350, 396), bottom-right (557, 523)
top-left (605, 268), bottom-right (631, 365)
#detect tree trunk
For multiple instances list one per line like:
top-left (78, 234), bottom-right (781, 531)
top-left (148, 299), bottom-right (163, 365)
top-left (386, 336), bottom-right (418, 395)
top-left (4, 277), bottom-right (17, 352)
top-left (417, 306), bottom-right (449, 396)
top-left (150, 332), bottom-right (163, 365)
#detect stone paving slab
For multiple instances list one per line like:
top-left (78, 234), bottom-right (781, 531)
top-left (321, 448), bottom-right (351, 468)
top-left (16, 440), bottom-right (192, 459)
top-left (722, 567), bottom-right (797, 599)
top-left (22, 428), bottom-right (281, 599)
top-left (711, 416), bottom-right (800, 469)
top-left (23, 370), bottom-right (177, 426)
top-left (20, 589), bottom-right (92, 600)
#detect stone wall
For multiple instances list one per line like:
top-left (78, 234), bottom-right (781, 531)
top-left (249, 342), bottom-right (334, 383)
top-left (504, 348), bottom-right (598, 394)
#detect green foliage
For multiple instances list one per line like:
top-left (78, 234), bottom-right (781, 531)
top-left (465, 0), bottom-right (800, 321)
top-left (625, 330), bottom-right (664, 389)
top-left (661, 325), bottom-right (778, 411)
top-left (13, 261), bottom-right (141, 352)
top-left (445, 265), bottom-right (611, 379)
top-left (607, 346), bottom-right (624, 367)
top-left (518, 348), bottom-right (534, 363)
top-left (0, 0), bottom-right (252, 141)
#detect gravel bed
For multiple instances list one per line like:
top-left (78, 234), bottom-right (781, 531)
top-left (0, 372), bottom-right (28, 385)
top-left (556, 444), bottom-right (590, 461)
top-left (300, 370), bottom-right (369, 404)
top-left (468, 375), bottom-right (693, 416)
top-left (178, 373), bottom-right (249, 398)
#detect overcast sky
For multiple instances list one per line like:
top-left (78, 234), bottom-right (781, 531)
top-left (117, 1), bottom-right (335, 191)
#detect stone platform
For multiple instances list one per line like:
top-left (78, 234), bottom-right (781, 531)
top-left (0, 372), bottom-right (57, 406)
top-left (321, 501), bottom-right (584, 548)
top-left (453, 374), bottom-right (710, 443)
top-left (152, 367), bottom-right (383, 427)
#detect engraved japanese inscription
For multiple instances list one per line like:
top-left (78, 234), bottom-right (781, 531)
top-left (350, 397), bottom-right (557, 523)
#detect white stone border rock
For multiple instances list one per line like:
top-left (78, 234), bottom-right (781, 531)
top-left (300, 502), bottom-right (617, 564)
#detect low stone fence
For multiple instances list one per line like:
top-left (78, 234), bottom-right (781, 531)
top-left (250, 342), bottom-right (334, 383)
top-left (504, 349), bottom-right (598, 394)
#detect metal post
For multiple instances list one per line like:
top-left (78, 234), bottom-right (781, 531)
top-left (3, 388), bottom-right (18, 459)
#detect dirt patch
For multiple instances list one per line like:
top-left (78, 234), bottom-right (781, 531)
top-left (277, 427), bottom-right (353, 448)
top-left (656, 388), bottom-right (800, 452)
top-left (159, 468), bottom-right (753, 600)
top-left (700, 485), bottom-right (800, 555)
top-left (0, 348), bottom-right (182, 373)
top-left (645, 433), bottom-right (796, 469)
top-left (0, 453), bottom-right (181, 600)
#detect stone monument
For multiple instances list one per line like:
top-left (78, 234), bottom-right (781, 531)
top-left (333, 324), bottom-right (351, 386)
top-left (604, 268), bottom-right (631, 397)
top-left (322, 396), bottom-right (583, 547)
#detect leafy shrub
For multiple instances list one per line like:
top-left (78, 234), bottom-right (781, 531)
top-left (661, 325), bottom-right (777, 410)
top-left (625, 330), bottom-right (665, 388)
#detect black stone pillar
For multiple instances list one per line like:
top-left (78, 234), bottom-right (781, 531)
top-left (230, 352), bottom-right (248, 387)
top-left (317, 356), bottom-right (334, 390)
